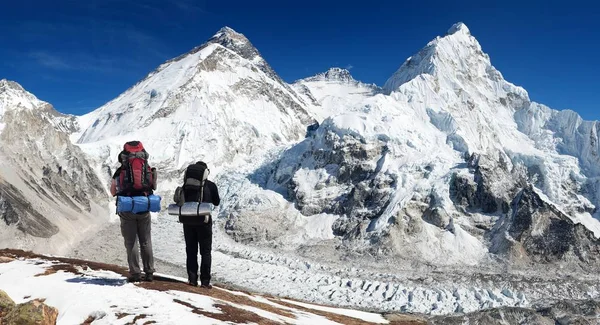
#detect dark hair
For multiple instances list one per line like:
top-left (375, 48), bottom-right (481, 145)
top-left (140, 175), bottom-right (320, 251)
top-left (196, 161), bottom-right (208, 168)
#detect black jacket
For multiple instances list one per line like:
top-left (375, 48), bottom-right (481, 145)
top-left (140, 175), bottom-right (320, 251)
top-left (179, 163), bottom-right (221, 225)
top-left (183, 180), bottom-right (220, 206)
top-left (179, 181), bottom-right (220, 225)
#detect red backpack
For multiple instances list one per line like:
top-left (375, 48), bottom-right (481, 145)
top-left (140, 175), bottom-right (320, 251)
top-left (116, 141), bottom-right (156, 196)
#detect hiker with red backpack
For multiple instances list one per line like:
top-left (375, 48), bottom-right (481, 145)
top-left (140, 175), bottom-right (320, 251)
top-left (110, 141), bottom-right (160, 283)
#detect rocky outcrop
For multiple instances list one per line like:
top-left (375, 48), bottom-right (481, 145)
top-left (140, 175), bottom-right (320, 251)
top-left (256, 120), bottom-right (395, 241)
top-left (536, 300), bottom-right (600, 325)
top-left (450, 152), bottom-right (527, 214)
top-left (3, 299), bottom-right (58, 325)
top-left (0, 290), bottom-right (15, 318)
top-left (492, 185), bottom-right (600, 266)
top-left (0, 292), bottom-right (58, 325)
top-left (422, 206), bottom-right (451, 229)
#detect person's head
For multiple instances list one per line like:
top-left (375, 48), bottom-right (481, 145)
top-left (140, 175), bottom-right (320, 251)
top-left (196, 161), bottom-right (208, 168)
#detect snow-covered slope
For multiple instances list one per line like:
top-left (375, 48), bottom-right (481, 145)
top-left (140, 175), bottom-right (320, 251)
top-left (0, 80), bottom-right (108, 254)
top-left (293, 68), bottom-right (380, 120)
top-left (0, 250), bottom-right (422, 325)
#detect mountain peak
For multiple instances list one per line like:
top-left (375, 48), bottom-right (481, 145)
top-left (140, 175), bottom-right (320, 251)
top-left (157, 26), bottom-right (255, 71)
top-left (0, 79), bottom-right (26, 93)
top-left (447, 22), bottom-right (470, 35)
top-left (305, 68), bottom-right (356, 83)
top-left (210, 26), bottom-right (249, 46)
top-left (208, 26), bottom-right (254, 55)
top-left (383, 22), bottom-right (494, 93)
top-left (0, 79), bottom-right (44, 112)
top-left (203, 26), bottom-right (276, 75)
top-left (214, 26), bottom-right (240, 36)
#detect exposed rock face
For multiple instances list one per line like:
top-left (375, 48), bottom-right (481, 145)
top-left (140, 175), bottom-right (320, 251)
top-left (450, 152), bottom-right (527, 215)
top-left (0, 182), bottom-right (59, 238)
top-left (263, 120), bottom-right (394, 222)
top-left (492, 185), bottom-right (600, 266)
top-left (0, 290), bottom-right (59, 325)
top-left (537, 300), bottom-right (600, 325)
top-left (422, 207), bottom-right (451, 229)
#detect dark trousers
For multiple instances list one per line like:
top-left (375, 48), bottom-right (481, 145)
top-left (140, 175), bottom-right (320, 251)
top-left (183, 221), bottom-right (212, 285)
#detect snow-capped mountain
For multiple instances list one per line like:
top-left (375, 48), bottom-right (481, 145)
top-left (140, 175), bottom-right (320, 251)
top-left (0, 80), bottom-right (108, 254)
top-left (240, 22), bottom-right (600, 268)
top-left (75, 26), bottom-right (315, 183)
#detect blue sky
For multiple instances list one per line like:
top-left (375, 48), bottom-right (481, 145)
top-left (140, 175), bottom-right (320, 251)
top-left (1, 0), bottom-right (598, 119)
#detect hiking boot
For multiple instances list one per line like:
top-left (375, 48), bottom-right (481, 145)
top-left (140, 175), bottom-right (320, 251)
top-left (200, 283), bottom-right (212, 289)
top-left (127, 274), bottom-right (141, 283)
top-left (144, 273), bottom-right (154, 282)
top-left (188, 279), bottom-right (198, 287)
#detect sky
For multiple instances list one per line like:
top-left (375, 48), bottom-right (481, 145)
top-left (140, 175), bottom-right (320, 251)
top-left (0, 0), bottom-right (599, 119)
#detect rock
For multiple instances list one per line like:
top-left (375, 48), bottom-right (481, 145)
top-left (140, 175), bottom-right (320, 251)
top-left (429, 307), bottom-right (555, 325)
top-left (0, 257), bottom-right (14, 263)
top-left (305, 122), bottom-right (319, 138)
top-left (3, 299), bottom-right (58, 325)
top-left (422, 207), bottom-right (450, 229)
top-left (491, 185), bottom-right (600, 266)
top-left (450, 153), bottom-right (526, 214)
top-left (332, 216), bottom-right (365, 239)
top-left (449, 172), bottom-right (477, 209)
top-left (0, 290), bottom-right (15, 318)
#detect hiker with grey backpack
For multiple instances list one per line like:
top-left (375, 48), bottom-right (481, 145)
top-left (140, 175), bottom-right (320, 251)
top-left (170, 161), bottom-right (220, 288)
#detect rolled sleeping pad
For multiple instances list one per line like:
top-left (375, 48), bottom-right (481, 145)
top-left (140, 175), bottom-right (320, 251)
top-left (168, 202), bottom-right (213, 224)
top-left (148, 194), bottom-right (161, 212)
top-left (168, 202), bottom-right (213, 216)
top-left (117, 195), bottom-right (162, 213)
top-left (116, 196), bottom-right (133, 213)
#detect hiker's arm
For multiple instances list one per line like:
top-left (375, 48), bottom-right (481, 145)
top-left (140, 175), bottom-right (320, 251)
top-left (110, 178), bottom-right (117, 197)
top-left (212, 183), bottom-right (220, 206)
top-left (151, 168), bottom-right (157, 190)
